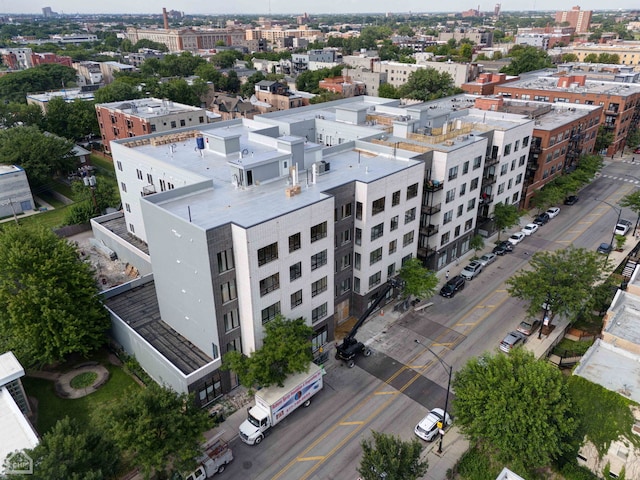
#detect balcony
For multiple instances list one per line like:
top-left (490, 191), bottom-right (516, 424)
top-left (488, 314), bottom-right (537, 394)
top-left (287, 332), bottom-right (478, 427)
top-left (530, 143), bottom-right (542, 154)
top-left (418, 246), bottom-right (437, 258)
top-left (605, 108), bottom-right (619, 116)
top-left (484, 156), bottom-right (499, 168)
top-left (422, 203), bottom-right (441, 215)
top-left (479, 194), bottom-right (493, 205)
top-left (481, 174), bottom-right (496, 187)
top-left (425, 179), bottom-right (444, 192)
top-left (420, 224), bottom-right (439, 237)
top-left (142, 184), bottom-right (156, 196)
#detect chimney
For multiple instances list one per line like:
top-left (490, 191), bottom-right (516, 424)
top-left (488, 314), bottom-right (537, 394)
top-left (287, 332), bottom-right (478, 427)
top-left (162, 8), bottom-right (169, 29)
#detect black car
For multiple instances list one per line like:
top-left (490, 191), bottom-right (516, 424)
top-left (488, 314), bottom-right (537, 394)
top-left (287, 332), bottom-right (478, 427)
top-left (533, 212), bottom-right (550, 226)
top-left (564, 195), bottom-right (579, 205)
top-left (439, 275), bottom-right (466, 298)
top-left (492, 241), bottom-right (514, 256)
top-left (597, 242), bottom-right (612, 254)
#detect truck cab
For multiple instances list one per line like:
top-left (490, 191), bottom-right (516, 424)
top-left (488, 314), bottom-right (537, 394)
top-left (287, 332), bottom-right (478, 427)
top-left (239, 406), bottom-right (271, 445)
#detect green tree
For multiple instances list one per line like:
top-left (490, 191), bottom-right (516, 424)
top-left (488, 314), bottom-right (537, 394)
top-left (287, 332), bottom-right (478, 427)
top-left (378, 82), bottom-right (400, 99)
top-left (398, 68), bottom-right (461, 101)
top-left (309, 90), bottom-right (343, 104)
top-left (99, 383), bottom-right (210, 480)
top-left (500, 45), bottom-right (552, 75)
top-left (452, 349), bottom-right (577, 473)
top-left (506, 246), bottom-right (604, 320)
top-left (626, 128), bottom-right (640, 149)
top-left (398, 257), bottom-right (438, 299)
top-left (0, 224), bottom-right (110, 367)
top-left (561, 53), bottom-right (578, 62)
top-left (469, 234), bottom-right (484, 254)
top-left (0, 101), bottom-right (45, 129)
top-left (529, 184), bottom-right (565, 212)
top-left (0, 126), bottom-right (76, 188)
top-left (493, 202), bottom-right (520, 240)
top-left (3, 417), bottom-right (119, 480)
top-left (583, 53), bottom-right (598, 63)
top-left (619, 190), bottom-right (640, 235)
top-left (595, 125), bottom-right (614, 152)
top-left (94, 80), bottom-right (143, 103)
top-left (0, 63), bottom-right (77, 103)
top-left (64, 177), bottom-right (121, 225)
top-left (223, 316), bottom-right (314, 388)
top-left (46, 96), bottom-right (99, 141)
top-left (357, 431), bottom-right (428, 480)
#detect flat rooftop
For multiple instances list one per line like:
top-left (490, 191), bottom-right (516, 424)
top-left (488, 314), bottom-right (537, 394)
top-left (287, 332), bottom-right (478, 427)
top-left (0, 388), bottom-right (39, 473)
top-left (93, 214), bottom-right (149, 255)
top-left (499, 75), bottom-right (640, 97)
top-left (604, 292), bottom-right (640, 345)
top-left (26, 88), bottom-right (95, 102)
top-left (103, 279), bottom-right (211, 375)
top-left (96, 97), bottom-right (204, 119)
top-left (0, 352), bottom-right (24, 387)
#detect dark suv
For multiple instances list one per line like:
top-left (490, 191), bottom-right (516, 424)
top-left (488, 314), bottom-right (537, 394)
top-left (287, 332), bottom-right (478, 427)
top-left (440, 275), bottom-right (466, 298)
top-left (493, 241), bottom-right (514, 255)
top-left (533, 212), bottom-right (550, 226)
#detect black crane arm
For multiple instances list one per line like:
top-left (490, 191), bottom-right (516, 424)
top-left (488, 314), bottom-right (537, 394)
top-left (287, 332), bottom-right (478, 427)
top-left (343, 278), bottom-right (399, 342)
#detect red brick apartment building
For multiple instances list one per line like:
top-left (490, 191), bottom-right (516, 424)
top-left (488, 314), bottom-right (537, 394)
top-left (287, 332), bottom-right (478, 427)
top-left (494, 74), bottom-right (640, 156)
top-left (461, 72), bottom-right (519, 95)
top-left (95, 99), bottom-right (208, 154)
top-left (474, 96), bottom-right (601, 208)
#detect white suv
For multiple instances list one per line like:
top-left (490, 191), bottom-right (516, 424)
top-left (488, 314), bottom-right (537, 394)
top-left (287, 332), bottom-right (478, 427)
top-left (614, 220), bottom-right (632, 236)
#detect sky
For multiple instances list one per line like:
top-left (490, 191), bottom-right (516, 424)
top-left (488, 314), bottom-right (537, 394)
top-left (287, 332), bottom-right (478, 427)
top-left (0, 1), bottom-right (637, 16)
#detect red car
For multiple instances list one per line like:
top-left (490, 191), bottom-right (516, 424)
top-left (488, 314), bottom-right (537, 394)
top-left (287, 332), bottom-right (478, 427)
top-left (634, 147), bottom-right (640, 154)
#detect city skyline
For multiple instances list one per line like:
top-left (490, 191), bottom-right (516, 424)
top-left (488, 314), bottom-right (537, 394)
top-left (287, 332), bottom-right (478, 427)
top-left (1, 1), bottom-right (638, 16)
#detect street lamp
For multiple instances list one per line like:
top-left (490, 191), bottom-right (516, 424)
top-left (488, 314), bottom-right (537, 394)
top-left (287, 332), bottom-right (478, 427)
top-left (594, 197), bottom-right (622, 263)
top-left (414, 339), bottom-right (453, 455)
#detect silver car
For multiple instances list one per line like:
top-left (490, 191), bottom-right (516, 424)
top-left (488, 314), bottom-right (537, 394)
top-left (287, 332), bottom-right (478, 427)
top-left (461, 260), bottom-right (483, 280)
top-left (478, 252), bottom-right (497, 267)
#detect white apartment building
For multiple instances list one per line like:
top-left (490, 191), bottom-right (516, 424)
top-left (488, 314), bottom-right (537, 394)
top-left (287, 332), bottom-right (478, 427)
top-left (95, 96), bottom-right (532, 404)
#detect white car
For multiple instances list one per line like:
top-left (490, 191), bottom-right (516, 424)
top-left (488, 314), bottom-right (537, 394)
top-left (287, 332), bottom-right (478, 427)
top-left (614, 220), bottom-right (632, 236)
top-left (414, 408), bottom-right (452, 441)
top-left (507, 232), bottom-right (525, 245)
top-left (478, 252), bottom-right (497, 267)
top-left (546, 207), bottom-right (560, 219)
top-left (521, 223), bottom-right (539, 236)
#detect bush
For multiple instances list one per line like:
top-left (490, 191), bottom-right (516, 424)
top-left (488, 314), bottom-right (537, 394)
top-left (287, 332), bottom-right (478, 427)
top-left (559, 461), bottom-right (599, 480)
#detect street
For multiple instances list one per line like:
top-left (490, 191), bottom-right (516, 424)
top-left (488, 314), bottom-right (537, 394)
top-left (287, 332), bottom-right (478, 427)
top-left (219, 156), bottom-right (638, 480)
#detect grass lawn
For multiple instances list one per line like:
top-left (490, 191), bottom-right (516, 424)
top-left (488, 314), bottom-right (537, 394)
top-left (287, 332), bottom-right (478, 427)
top-left (23, 363), bottom-right (141, 435)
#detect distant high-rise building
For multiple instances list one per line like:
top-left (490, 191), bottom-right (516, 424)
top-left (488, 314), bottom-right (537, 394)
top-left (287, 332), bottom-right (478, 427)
top-left (42, 6), bottom-right (55, 17)
top-left (494, 3), bottom-right (501, 17)
top-left (555, 6), bottom-right (592, 33)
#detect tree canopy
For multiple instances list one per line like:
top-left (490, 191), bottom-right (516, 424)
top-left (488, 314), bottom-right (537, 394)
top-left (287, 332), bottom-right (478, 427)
top-left (0, 224), bottom-right (110, 367)
top-left (398, 257), bottom-right (438, 299)
top-left (358, 431), bottom-right (428, 480)
top-left (295, 66), bottom-right (344, 94)
top-left (3, 417), bottom-right (120, 480)
top-left (397, 68), bottom-right (461, 101)
top-left (45, 96), bottom-right (100, 141)
top-left (595, 125), bottom-right (614, 152)
top-left (493, 202), bottom-right (520, 240)
top-left (0, 63), bottom-right (77, 104)
top-left (223, 315), bottom-right (314, 388)
top-left (0, 126), bottom-right (76, 188)
top-left (506, 246), bottom-right (604, 320)
top-left (98, 383), bottom-right (210, 479)
top-left (500, 45), bottom-right (553, 75)
top-left (452, 349), bottom-right (577, 473)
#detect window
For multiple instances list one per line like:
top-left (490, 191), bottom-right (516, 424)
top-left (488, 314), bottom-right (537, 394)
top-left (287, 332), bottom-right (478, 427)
top-left (503, 144), bottom-right (511, 156)
top-left (289, 233), bottom-right (301, 252)
top-left (500, 164), bottom-right (508, 176)
top-left (170, 120), bottom-right (177, 128)
top-left (467, 198), bottom-right (476, 211)
top-left (291, 290), bottom-right (303, 308)
top-left (147, 173), bottom-right (153, 184)
top-left (512, 192), bottom-right (519, 203)
top-left (372, 197), bottom-right (385, 215)
top-left (445, 188), bottom-right (456, 203)
top-left (217, 249), bottom-right (234, 273)
top-left (460, 183), bottom-right (466, 196)
top-left (519, 155), bottom-right (526, 166)
top-left (136, 169), bottom-right (143, 180)
top-left (312, 303), bottom-right (327, 323)
top-left (443, 210), bottom-right (453, 224)
top-left (129, 223), bottom-right (135, 233)
top-left (514, 140), bottom-right (520, 152)
top-left (261, 302), bottom-right (280, 324)
top-left (226, 337), bottom-right (241, 353)
top-left (311, 222), bottom-right (327, 242)
top-left (392, 190), bottom-right (401, 206)
top-left (356, 201), bottom-right (363, 219)
top-left (125, 203), bottom-right (131, 213)
top-left (340, 202), bottom-right (352, 219)
top-left (160, 179), bottom-right (166, 191)
top-left (117, 161), bottom-right (123, 171)
top-left (258, 242), bottom-right (278, 266)
top-left (387, 263), bottom-right (396, 277)
top-left (441, 232), bottom-right (450, 245)
top-left (224, 310), bottom-right (239, 332)
top-left (290, 262), bottom-right (302, 281)
top-left (354, 277), bottom-right (360, 293)
top-left (465, 219), bottom-right (473, 231)
top-left (369, 271), bottom-right (382, 288)
top-left (454, 225), bottom-right (460, 237)
top-left (473, 156), bottom-right (482, 169)
top-left (497, 183), bottom-right (505, 195)
top-left (407, 183), bottom-right (419, 199)
top-left (260, 273), bottom-right (280, 296)
top-left (312, 277), bottom-right (328, 296)
top-left (508, 179), bottom-right (513, 189)
top-left (404, 207), bottom-right (416, 224)
top-left (311, 250), bottom-right (327, 270)
top-left (371, 223), bottom-right (384, 240)
top-left (339, 253), bottom-right (351, 270)
top-left (390, 216), bottom-right (399, 231)
top-left (355, 228), bottom-right (362, 245)
top-left (370, 247), bottom-right (383, 265)
top-left (511, 159), bottom-right (516, 171)
top-left (121, 182), bottom-right (127, 192)
top-left (338, 229), bottom-right (351, 245)
top-left (355, 252), bottom-right (361, 270)
top-left (457, 204), bottom-right (463, 217)
top-left (470, 178), bottom-right (479, 191)
top-left (336, 278), bottom-right (351, 295)
top-left (389, 239), bottom-right (397, 254)
top-left (516, 173), bottom-right (522, 185)
top-left (403, 231), bottom-right (414, 247)
top-left (221, 280), bottom-right (237, 303)
top-left (180, 119), bottom-right (186, 127)
top-left (462, 161), bottom-right (469, 174)
top-left (448, 166), bottom-right (458, 181)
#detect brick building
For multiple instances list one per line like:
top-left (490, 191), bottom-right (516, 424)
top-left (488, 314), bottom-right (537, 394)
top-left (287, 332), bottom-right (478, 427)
top-left (317, 76), bottom-right (366, 97)
top-left (461, 72), bottom-right (519, 95)
top-left (494, 73), bottom-right (640, 156)
top-left (95, 98), bottom-right (208, 154)
top-left (555, 6), bottom-right (592, 34)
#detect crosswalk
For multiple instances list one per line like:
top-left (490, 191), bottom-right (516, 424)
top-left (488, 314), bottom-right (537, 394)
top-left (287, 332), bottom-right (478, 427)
top-left (600, 174), bottom-right (640, 184)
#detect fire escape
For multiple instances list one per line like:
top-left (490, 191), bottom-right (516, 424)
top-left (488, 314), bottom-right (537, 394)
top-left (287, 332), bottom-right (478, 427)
top-left (417, 175), bottom-right (443, 269)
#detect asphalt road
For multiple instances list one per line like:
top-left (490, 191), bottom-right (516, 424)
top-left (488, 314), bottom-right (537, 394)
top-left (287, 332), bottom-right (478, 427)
top-left (220, 158), bottom-right (638, 480)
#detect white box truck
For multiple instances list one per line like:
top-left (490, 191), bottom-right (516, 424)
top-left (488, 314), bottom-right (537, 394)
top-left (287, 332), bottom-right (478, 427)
top-left (239, 363), bottom-right (323, 445)
top-left (182, 431), bottom-right (233, 479)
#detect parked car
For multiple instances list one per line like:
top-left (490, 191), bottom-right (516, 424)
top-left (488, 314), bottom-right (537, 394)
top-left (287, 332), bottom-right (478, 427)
top-left (460, 260), bottom-right (483, 280)
top-left (597, 242), bottom-right (613, 254)
top-left (493, 241), bottom-right (514, 255)
top-left (614, 219), bottom-right (632, 236)
top-left (564, 195), bottom-right (579, 205)
top-left (439, 275), bottom-right (466, 298)
top-left (478, 252), bottom-right (497, 266)
top-left (414, 408), bottom-right (452, 442)
top-left (517, 319), bottom-right (541, 336)
top-left (634, 147), bottom-right (640, 154)
top-left (508, 232), bottom-right (526, 245)
top-left (545, 207), bottom-right (560, 219)
top-left (521, 223), bottom-right (539, 236)
top-left (499, 331), bottom-right (526, 353)
top-left (533, 213), bottom-right (550, 226)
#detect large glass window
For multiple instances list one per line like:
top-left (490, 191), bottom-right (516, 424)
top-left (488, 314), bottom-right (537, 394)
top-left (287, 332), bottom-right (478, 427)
top-left (311, 277), bottom-right (328, 297)
top-left (407, 183), bottom-right (419, 199)
top-left (261, 302), bottom-right (280, 324)
top-left (311, 250), bottom-right (328, 270)
top-left (289, 233), bottom-right (301, 252)
top-left (312, 303), bottom-right (327, 323)
top-left (291, 290), bottom-right (303, 308)
top-left (290, 262), bottom-right (302, 281)
top-left (217, 249), bottom-right (234, 273)
top-left (372, 197), bottom-right (385, 215)
top-left (221, 280), bottom-right (237, 303)
top-left (370, 247), bottom-right (383, 265)
top-left (258, 242), bottom-right (278, 266)
top-left (311, 222), bottom-right (327, 242)
top-left (259, 273), bottom-right (280, 296)
top-left (223, 309), bottom-right (239, 332)
top-left (371, 223), bottom-right (384, 240)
